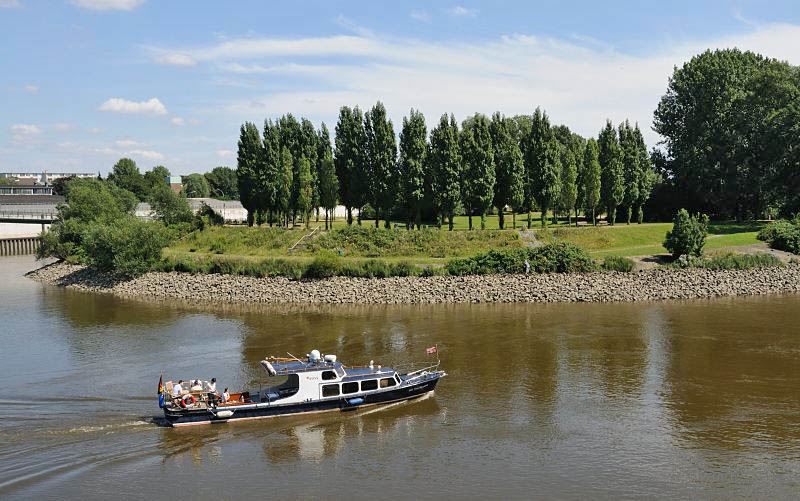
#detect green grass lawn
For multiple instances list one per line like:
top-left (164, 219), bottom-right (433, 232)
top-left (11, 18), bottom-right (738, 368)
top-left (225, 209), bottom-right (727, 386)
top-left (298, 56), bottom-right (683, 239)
top-left (165, 219), bottom-right (765, 265)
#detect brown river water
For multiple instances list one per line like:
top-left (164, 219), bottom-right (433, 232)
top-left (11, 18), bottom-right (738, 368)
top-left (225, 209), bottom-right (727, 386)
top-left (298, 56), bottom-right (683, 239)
top-left (1, 255), bottom-right (799, 499)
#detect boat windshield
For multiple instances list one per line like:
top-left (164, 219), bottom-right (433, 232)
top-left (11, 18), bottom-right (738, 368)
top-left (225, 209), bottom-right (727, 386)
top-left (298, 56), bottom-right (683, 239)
top-left (264, 374), bottom-right (300, 400)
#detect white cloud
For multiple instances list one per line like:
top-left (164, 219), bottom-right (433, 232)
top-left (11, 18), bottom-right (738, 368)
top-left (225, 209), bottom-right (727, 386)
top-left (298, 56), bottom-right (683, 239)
top-left (53, 123), bottom-right (74, 132)
top-left (70, 0), bottom-right (144, 11)
top-left (216, 149), bottom-right (234, 158)
top-left (114, 139), bottom-right (141, 147)
top-left (170, 117), bottom-right (185, 126)
top-left (155, 53), bottom-right (197, 66)
top-left (11, 124), bottom-right (41, 135)
top-left (410, 10), bottom-right (431, 23)
top-left (99, 97), bottom-right (167, 115)
top-left (126, 149), bottom-right (164, 160)
top-left (88, 127), bottom-right (102, 134)
top-left (0, 0), bottom-right (21, 8)
top-left (23, 84), bottom-right (39, 94)
top-left (448, 6), bottom-right (477, 18)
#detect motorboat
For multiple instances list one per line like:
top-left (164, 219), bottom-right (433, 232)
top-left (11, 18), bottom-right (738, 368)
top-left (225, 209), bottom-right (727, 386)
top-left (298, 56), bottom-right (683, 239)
top-left (159, 349), bottom-right (445, 427)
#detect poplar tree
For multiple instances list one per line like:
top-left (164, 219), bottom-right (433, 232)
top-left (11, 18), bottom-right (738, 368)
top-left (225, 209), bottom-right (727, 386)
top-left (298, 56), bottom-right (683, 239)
top-left (634, 124), bottom-right (658, 223)
top-left (559, 146), bottom-right (578, 226)
top-left (334, 106), bottom-right (367, 225)
top-left (619, 120), bottom-right (641, 224)
top-left (429, 114), bottom-right (462, 230)
top-left (526, 108), bottom-right (561, 226)
top-left (276, 114), bottom-right (302, 222)
top-left (236, 122), bottom-right (262, 226)
top-left (583, 138), bottom-right (602, 226)
top-left (460, 114), bottom-right (495, 230)
top-left (398, 109), bottom-right (427, 229)
top-left (489, 113), bottom-right (524, 229)
top-left (297, 155), bottom-right (313, 229)
top-left (364, 102), bottom-right (398, 228)
top-left (276, 147), bottom-right (293, 226)
top-left (318, 148), bottom-right (338, 230)
top-left (262, 119), bottom-right (281, 224)
top-left (599, 120), bottom-right (624, 225)
top-left (300, 118), bottom-right (319, 219)
top-left (316, 123), bottom-right (333, 222)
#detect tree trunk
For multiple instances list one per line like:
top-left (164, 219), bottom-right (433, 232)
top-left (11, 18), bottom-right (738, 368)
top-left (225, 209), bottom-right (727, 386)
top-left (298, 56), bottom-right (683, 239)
top-left (480, 213), bottom-right (486, 230)
top-left (567, 212), bottom-right (572, 226)
top-left (498, 209), bottom-right (505, 229)
top-left (375, 217), bottom-right (379, 228)
top-left (527, 212), bottom-right (531, 229)
top-left (384, 218), bottom-right (391, 229)
top-left (347, 207), bottom-right (352, 225)
top-left (636, 205), bottom-right (644, 224)
top-left (592, 207), bottom-right (597, 226)
top-left (415, 207), bottom-right (421, 230)
top-left (247, 210), bottom-right (254, 227)
top-left (512, 211), bottom-right (516, 228)
top-left (574, 207), bottom-right (579, 227)
top-left (626, 206), bottom-right (632, 225)
top-left (468, 214), bottom-right (473, 230)
top-left (541, 209), bottom-right (547, 227)
top-left (448, 214), bottom-right (454, 231)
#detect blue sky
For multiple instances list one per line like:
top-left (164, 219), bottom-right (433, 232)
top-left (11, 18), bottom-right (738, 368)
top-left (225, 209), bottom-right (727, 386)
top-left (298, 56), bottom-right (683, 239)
top-left (2, 0), bottom-right (799, 175)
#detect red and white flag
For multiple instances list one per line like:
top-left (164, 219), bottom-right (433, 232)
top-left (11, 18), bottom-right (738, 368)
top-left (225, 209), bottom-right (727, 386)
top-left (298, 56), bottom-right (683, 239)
top-left (426, 346), bottom-right (438, 355)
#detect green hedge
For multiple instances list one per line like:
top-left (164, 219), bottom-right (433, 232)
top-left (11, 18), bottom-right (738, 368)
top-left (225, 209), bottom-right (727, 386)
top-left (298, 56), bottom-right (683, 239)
top-left (670, 252), bottom-right (783, 270)
top-left (757, 219), bottom-right (800, 254)
top-left (446, 242), bottom-right (596, 275)
top-left (601, 255), bottom-right (635, 272)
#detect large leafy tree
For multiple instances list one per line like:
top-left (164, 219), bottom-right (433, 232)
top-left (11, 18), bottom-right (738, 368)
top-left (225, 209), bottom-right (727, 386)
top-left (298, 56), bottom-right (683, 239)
top-left (598, 120), bottom-right (624, 225)
top-left (559, 147), bottom-right (578, 226)
top-left (398, 109), bottom-right (427, 229)
top-left (143, 165), bottom-right (171, 193)
top-left (489, 113), bottom-right (524, 229)
top-left (460, 114), bottom-right (495, 230)
top-left (364, 102), bottom-right (398, 228)
top-left (108, 158), bottom-right (147, 200)
top-left (236, 122), bottom-right (263, 226)
top-left (204, 166), bottom-right (238, 200)
top-left (429, 114), bottom-right (462, 230)
top-left (582, 139), bottom-right (602, 226)
top-left (512, 115), bottom-right (535, 226)
top-left (300, 118), bottom-right (320, 218)
top-left (276, 114), bottom-right (303, 221)
top-left (262, 119), bottom-right (282, 224)
top-left (654, 48), bottom-right (799, 219)
top-left (526, 108), bottom-right (561, 226)
top-left (318, 147), bottom-right (338, 230)
top-left (182, 173), bottom-right (210, 198)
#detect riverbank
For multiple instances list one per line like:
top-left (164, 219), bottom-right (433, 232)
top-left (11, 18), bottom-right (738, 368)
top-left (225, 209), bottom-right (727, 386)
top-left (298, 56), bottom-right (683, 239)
top-left (28, 261), bottom-right (800, 304)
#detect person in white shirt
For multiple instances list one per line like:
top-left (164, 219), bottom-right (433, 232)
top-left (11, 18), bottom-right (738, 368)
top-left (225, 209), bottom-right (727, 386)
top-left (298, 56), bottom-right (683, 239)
top-left (222, 388), bottom-right (230, 403)
top-left (205, 378), bottom-right (217, 393)
top-left (172, 380), bottom-right (184, 398)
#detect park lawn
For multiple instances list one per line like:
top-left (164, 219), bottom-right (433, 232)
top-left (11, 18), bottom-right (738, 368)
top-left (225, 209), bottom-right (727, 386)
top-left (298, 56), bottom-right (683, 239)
top-left (535, 222), bottom-right (763, 257)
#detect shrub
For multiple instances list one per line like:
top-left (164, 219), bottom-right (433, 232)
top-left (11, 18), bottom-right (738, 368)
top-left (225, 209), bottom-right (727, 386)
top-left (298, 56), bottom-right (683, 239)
top-left (601, 255), bottom-right (634, 272)
top-left (757, 219), bottom-right (800, 254)
top-left (445, 242), bottom-right (595, 276)
top-left (81, 217), bottom-right (175, 276)
top-left (701, 252), bottom-right (783, 270)
top-left (303, 255), bottom-right (342, 279)
top-left (664, 209), bottom-right (709, 258)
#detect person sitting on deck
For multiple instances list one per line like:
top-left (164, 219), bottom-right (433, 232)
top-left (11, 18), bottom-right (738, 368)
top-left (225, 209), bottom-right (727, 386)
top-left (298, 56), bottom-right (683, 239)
top-left (190, 380), bottom-right (203, 391)
top-left (172, 380), bottom-right (184, 398)
top-left (222, 388), bottom-right (230, 403)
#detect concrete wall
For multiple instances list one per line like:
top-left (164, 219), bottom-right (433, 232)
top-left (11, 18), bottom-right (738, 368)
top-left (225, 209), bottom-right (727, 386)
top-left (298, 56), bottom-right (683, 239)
top-left (0, 236), bottom-right (40, 256)
top-left (0, 222), bottom-right (49, 238)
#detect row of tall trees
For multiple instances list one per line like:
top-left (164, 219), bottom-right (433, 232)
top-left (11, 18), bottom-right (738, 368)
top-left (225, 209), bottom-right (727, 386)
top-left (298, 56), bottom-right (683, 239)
top-left (236, 103), bottom-right (657, 229)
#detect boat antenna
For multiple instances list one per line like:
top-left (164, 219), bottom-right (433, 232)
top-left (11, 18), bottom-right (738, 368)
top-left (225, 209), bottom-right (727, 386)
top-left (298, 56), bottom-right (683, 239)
top-left (286, 352), bottom-right (304, 363)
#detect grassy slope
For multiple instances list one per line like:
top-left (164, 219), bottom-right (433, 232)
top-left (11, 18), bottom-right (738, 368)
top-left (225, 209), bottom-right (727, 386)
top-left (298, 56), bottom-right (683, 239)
top-left (164, 220), bottom-right (764, 265)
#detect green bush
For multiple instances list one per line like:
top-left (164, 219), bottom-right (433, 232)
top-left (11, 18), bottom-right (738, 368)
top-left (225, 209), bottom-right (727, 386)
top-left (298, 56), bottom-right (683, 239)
top-left (601, 255), bottom-right (635, 272)
top-left (669, 252), bottom-right (782, 270)
top-left (664, 209), bottom-right (709, 258)
top-left (757, 219), bottom-right (800, 254)
top-left (82, 217), bottom-right (175, 276)
top-left (303, 255), bottom-right (342, 279)
top-left (446, 242), bottom-right (595, 276)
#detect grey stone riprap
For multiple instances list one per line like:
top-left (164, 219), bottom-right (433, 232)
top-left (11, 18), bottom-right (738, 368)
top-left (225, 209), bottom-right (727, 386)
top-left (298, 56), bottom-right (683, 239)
top-left (27, 262), bottom-right (800, 304)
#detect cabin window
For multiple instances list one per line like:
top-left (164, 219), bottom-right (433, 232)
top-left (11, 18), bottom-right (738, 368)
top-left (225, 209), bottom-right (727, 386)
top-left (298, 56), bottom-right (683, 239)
top-left (342, 382), bottom-right (359, 394)
top-left (380, 377), bottom-right (396, 388)
top-left (322, 384), bottom-right (340, 397)
top-left (322, 370), bottom-right (337, 381)
top-left (395, 374), bottom-right (402, 384)
top-left (361, 379), bottom-right (378, 391)
top-left (335, 366), bottom-right (346, 377)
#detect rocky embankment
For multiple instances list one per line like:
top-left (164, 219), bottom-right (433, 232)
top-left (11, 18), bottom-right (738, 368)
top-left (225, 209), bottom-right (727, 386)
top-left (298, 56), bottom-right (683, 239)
top-left (27, 261), bottom-right (800, 304)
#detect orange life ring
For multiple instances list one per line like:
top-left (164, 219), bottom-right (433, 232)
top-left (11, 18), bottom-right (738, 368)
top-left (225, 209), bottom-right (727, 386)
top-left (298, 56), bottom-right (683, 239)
top-left (180, 394), bottom-right (196, 408)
